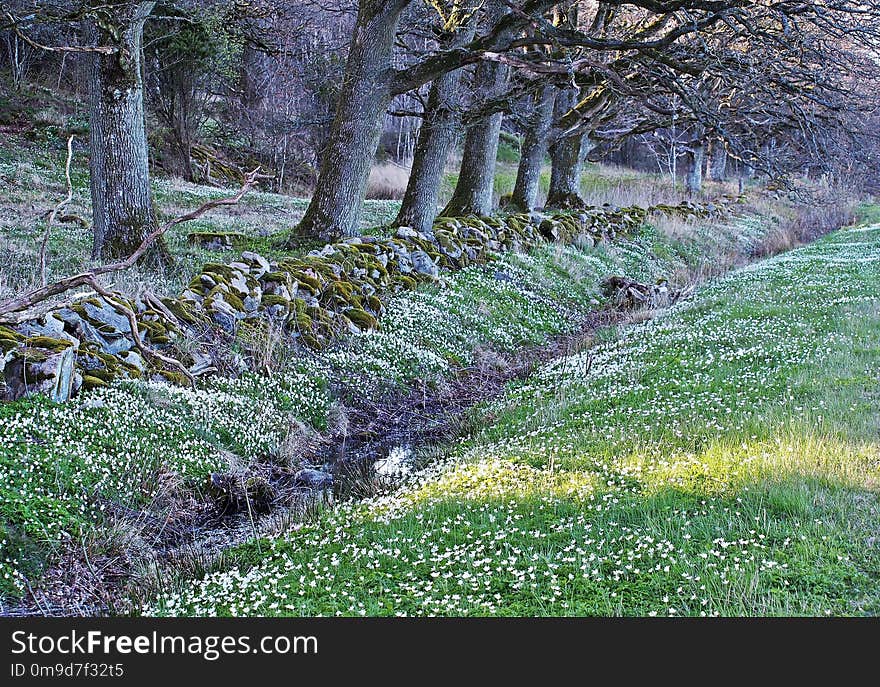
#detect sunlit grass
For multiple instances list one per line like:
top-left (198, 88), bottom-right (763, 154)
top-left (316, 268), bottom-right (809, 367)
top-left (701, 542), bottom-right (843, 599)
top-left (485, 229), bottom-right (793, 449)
top-left (151, 222), bottom-right (880, 617)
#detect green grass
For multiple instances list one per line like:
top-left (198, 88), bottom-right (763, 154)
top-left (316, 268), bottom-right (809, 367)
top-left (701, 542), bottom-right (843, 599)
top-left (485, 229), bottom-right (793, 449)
top-left (150, 219), bottom-right (880, 617)
top-left (0, 198), bottom-right (770, 601)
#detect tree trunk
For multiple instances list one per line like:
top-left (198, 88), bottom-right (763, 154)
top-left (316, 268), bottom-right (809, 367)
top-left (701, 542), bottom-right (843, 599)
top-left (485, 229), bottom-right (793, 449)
top-left (708, 138), bottom-right (727, 182)
top-left (88, 2), bottom-right (165, 262)
top-left (291, 1), bottom-right (409, 243)
top-left (394, 27), bottom-right (474, 232)
top-left (546, 87), bottom-right (587, 209)
top-left (441, 59), bottom-right (508, 217)
top-left (511, 85), bottom-right (555, 211)
top-left (685, 142), bottom-right (706, 195)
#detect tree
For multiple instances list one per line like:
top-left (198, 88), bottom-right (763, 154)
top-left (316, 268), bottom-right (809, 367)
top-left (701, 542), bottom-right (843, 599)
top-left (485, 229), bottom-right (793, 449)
top-left (285, 0), bottom-right (560, 243)
top-left (511, 84), bottom-right (555, 210)
top-left (393, 19), bottom-right (475, 231)
top-left (440, 60), bottom-right (509, 215)
top-left (289, 0), bottom-right (411, 242)
top-left (85, 1), bottom-right (166, 261)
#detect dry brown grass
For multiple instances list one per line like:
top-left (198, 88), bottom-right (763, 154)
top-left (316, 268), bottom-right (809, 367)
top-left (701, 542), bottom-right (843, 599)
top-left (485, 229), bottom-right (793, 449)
top-left (753, 200), bottom-right (856, 258)
top-left (365, 162), bottom-right (410, 200)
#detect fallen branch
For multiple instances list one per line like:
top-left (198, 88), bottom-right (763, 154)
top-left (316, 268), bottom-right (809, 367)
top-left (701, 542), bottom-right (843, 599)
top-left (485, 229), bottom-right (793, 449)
top-left (0, 167), bottom-right (263, 322)
top-left (40, 134), bottom-right (75, 287)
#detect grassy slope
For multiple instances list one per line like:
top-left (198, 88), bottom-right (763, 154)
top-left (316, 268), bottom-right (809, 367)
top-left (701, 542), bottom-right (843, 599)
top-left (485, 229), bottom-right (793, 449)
top-left (0, 205), bottom-right (769, 600)
top-left (0, 137), bottom-right (401, 301)
top-left (151, 222), bottom-right (880, 617)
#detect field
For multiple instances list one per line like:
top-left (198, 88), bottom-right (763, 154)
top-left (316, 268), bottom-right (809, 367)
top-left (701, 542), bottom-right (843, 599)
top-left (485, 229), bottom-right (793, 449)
top-left (149, 221), bottom-right (880, 617)
top-left (1, 120), bottom-right (874, 616)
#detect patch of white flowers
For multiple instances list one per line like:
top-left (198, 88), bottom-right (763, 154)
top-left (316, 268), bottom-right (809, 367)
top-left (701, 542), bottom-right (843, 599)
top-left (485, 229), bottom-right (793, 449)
top-left (0, 366), bottom-right (331, 593)
top-left (148, 223), bottom-right (880, 616)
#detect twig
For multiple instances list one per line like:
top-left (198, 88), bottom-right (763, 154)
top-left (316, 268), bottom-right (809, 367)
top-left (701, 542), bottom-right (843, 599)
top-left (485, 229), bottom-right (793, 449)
top-left (40, 135), bottom-right (75, 287)
top-left (0, 167), bottom-right (263, 321)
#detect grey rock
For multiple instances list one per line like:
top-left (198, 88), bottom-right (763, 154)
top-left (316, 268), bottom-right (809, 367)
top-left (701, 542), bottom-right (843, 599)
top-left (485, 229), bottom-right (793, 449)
top-left (396, 253), bottom-right (413, 274)
top-left (241, 251), bottom-right (271, 279)
top-left (211, 311), bottom-right (236, 333)
top-left (199, 274), bottom-right (218, 289)
top-left (120, 350), bottom-right (145, 372)
top-left (395, 226), bottom-right (419, 240)
top-left (294, 468), bottom-right (334, 490)
top-left (3, 342), bottom-right (78, 403)
top-left (83, 299), bottom-right (132, 335)
top-left (410, 250), bottom-right (439, 278)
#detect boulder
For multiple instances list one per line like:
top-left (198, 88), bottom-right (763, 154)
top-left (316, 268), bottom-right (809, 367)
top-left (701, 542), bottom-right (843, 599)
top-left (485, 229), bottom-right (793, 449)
top-left (2, 338), bottom-right (80, 403)
top-left (410, 250), bottom-right (439, 279)
top-left (294, 468), bottom-right (334, 490)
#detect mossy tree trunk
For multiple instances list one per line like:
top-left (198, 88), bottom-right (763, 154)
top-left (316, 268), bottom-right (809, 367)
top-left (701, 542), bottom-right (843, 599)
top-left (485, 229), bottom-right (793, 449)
top-left (291, 0), bottom-right (410, 243)
top-left (708, 138), bottom-right (728, 182)
top-left (546, 87), bottom-right (588, 209)
top-left (87, 2), bottom-right (167, 263)
top-left (511, 85), bottom-right (556, 211)
top-left (685, 142), bottom-right (706, 194)
top-left (394, 27), bottom-right (474, 232)
top-left (441, 59), bottom-right (508, 217)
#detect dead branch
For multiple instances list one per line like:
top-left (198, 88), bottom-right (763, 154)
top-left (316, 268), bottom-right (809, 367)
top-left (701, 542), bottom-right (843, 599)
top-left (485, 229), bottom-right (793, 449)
top-left (3, 11), bottom-right (116, 55)
top-left (0, 167), bottom-right (263, 322)
top-left (40, 135), bottom-right (75, 287)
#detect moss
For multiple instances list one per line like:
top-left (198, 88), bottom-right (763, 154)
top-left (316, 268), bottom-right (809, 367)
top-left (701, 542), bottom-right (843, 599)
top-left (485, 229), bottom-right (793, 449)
top-left (85, 368), bottom-right (116, 382)
top-left (94, 351), bottom-right (122, 370)
top-left (0, 325), bottom-right (23, 342)
top-left (22, 336), bottom-right (74, 352)
top-left (395, 275), bottom-right (418, 290)
top-left (13, 347), bottom-right (50, 363)
top-left (295, 313), bottom-right (313, 331)
top-left (157, 370), bottom-right (191, 386)
top-left (187, 231), bottom-right (247, 246)
top-left (292, 298), bottom-right (308, 315)
top-left (137, 319), bottom-right (168, 338)
top-left (81, 374), bottom-right (108, 390)
top-left (300, 332), bottom-right (322, 350)
top-left (263, 271), bottom-right (292, 284)
top-left (296, 273), bottom-right (322, 293)
top-left (207, 288), bottom-right (245, 313)
top-left (161, 297), bottom-right (200, 325)
top-left (344, 308), bottom-right (378, 330)
top-left (261, 294), bottom-right (291, 308)
top-left (366, 295), bottom-right (383, 313)
top-left (202, 263), bottom-right (241, 284)
top-left (325, 280), bottom-right (355, 300)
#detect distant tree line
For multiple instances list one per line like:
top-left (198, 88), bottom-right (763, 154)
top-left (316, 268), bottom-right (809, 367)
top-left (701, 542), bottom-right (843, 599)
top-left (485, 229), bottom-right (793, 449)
top-left (2, 0), bottom-right (880, 259)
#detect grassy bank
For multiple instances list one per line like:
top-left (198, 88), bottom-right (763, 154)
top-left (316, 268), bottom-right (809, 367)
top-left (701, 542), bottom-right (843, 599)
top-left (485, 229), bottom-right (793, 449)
top-left (150, 221), bottom-right (880, 617)
top-left (0, 203), bottom-right (772, 602)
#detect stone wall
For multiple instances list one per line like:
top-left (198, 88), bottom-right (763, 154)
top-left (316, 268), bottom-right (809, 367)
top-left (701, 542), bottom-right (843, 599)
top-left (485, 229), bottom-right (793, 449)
top-left (0, 200), bottom-right (732, 403)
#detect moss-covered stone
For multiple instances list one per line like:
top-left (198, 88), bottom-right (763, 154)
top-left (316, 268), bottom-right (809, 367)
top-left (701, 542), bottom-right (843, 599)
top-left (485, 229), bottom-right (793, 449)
top-left (261, 293), bottom-right (291, 308)
top-left (344, 308), bottom-right (378, 330)
top-left (81, 375), bottom-right (109, 390)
